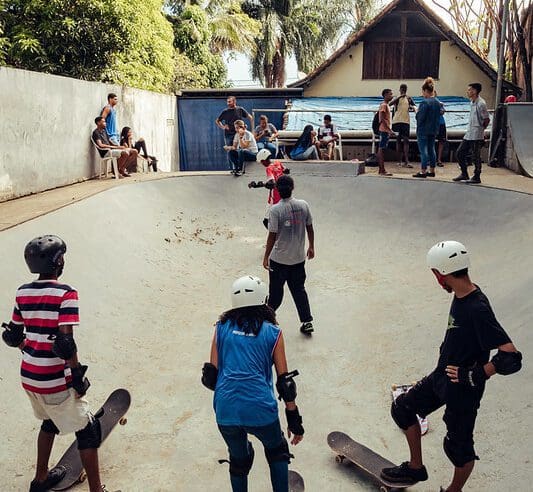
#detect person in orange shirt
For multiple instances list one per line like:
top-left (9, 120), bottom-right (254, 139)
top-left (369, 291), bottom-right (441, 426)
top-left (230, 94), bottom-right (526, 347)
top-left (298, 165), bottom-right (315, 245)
top-left (249, 148), bottom-right (290, 228)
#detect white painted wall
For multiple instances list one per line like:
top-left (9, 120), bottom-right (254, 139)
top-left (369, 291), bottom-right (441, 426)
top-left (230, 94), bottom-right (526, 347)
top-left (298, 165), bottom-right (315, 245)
top-left (301, 41), bottom-right (496, 107)
top-left (0, 67), bottom-right (178, 202)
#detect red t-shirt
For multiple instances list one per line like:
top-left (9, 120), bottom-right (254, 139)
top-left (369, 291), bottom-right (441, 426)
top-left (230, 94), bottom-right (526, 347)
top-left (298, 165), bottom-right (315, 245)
top-left (265, 161), bottom-right (285, 204)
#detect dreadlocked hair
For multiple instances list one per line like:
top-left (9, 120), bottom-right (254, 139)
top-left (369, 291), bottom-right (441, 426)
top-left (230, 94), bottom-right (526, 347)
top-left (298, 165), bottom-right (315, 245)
top-left (219, 305), bottom-right (278, 336)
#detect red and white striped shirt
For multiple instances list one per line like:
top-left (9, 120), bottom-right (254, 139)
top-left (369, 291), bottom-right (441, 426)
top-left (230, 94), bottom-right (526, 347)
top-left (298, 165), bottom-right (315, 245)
top-left (11, 280), bottom-right (80, 394)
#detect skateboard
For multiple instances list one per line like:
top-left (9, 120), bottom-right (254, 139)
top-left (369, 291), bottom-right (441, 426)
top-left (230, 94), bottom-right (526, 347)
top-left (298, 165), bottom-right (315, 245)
top-left (289, 469), bottom-right (305, 491)
top-left (391, 383), bottom-right (428, 435)
top-left (51, 388), bottom-right (131, 491)
top-left (327, 431), bottom-right (411, 491)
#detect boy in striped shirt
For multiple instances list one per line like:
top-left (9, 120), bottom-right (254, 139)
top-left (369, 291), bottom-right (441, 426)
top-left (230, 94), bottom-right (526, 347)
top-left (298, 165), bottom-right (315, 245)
top-left (2, 235), bottom-right (107, 492)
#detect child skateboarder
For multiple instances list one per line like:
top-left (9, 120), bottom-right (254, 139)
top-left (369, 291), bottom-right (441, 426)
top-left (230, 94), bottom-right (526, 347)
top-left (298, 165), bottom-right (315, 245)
top-left (381, 240), bottom-right (522, 492)
top-left (2, 235), bottom-right (109, 492)
top-left (202, 275), bottom-right (304, 492)
top-left (248, 148), bottom-right (290, 228)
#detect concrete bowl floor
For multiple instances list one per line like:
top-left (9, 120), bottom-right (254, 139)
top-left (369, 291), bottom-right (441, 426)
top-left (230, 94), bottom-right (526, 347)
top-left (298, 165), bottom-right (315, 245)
top-left (0, 162), bottom-right (531, 491)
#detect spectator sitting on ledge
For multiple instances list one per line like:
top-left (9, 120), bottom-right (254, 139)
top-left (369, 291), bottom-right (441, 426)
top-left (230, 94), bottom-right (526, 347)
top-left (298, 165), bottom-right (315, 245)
top-left (120, 127), bottom-right (158, 172)
top-left (92, 117), bottom-right (137, 177)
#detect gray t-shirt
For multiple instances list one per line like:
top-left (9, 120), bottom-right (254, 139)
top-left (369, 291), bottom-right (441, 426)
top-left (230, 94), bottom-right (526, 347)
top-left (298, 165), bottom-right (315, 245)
top-left (464, 96), bottom-right (490, 141)
top-left (268, 197), bottom-right (312, 265)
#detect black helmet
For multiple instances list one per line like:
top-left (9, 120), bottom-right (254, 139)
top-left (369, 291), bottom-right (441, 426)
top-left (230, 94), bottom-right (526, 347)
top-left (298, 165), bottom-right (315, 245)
top-left (24, 235), bottom-right (67, 274)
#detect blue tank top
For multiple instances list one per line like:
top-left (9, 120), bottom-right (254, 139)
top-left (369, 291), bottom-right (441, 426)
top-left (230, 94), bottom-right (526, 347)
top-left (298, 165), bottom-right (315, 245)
top-left (103, 104), bottom-right (118, 143)
top-left (214, 319), bottom-right (281, 426)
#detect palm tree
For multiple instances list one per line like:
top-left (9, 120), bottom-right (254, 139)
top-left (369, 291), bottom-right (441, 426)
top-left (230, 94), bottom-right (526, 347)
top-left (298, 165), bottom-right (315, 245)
top-left (243, 0), bottom-right (376, 87)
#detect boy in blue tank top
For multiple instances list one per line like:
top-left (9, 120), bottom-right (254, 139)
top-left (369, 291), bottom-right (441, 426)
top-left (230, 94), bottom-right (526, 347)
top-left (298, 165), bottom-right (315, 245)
top-left (202, 275), bottom-right (304, 492)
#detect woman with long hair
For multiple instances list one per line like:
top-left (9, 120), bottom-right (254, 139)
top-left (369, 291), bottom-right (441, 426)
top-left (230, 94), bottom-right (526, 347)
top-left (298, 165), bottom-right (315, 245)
top-left (202, 275), bottom-right (304, 492)
top-left (413, 77), bottom-right (442, 178)
top-left (119, 126), bottom-right (158, 171)
top-left (289, 125), bottom-right (319, 160)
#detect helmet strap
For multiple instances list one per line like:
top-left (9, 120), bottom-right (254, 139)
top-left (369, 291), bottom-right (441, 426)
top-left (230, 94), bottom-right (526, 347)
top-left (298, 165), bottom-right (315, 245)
top-left (432, 269), bottom-right (452, 292)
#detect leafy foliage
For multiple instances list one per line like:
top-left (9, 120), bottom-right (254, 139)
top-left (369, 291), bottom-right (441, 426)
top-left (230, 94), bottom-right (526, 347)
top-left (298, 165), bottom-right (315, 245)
top-left (0, 0), bottom-right (175, 92)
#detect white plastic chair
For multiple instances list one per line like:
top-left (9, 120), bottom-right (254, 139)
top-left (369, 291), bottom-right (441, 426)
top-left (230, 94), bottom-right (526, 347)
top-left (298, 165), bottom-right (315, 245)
top-left (91, 137), bottom-right (119, 179)
top-left (334, 133), bottom-right (343, 160)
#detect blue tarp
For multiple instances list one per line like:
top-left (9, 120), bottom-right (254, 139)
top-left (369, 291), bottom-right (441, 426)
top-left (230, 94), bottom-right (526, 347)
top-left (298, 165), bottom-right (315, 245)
top-left (286, 96), bottom-right (476, 131)
top-left (178, 97), bottom-right (286, 171)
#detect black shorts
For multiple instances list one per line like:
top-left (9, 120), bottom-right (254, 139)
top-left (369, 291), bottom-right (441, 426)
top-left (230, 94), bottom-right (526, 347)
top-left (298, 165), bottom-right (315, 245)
top-left (401, 370), bottom-right (483, 438)
top-left (437, 123), bottom-right (447, 142)
top-left (392, 123), bottom-right (410, 139)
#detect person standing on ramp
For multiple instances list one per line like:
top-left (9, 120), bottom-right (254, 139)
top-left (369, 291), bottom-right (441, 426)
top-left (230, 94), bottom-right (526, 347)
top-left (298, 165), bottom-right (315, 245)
top-left (381, 240), bottom-right (522, 492)
top-left (263, 175), bottom-right (315, 335)
top-left (202, 275), bottom-right (304, 492)
top-left (2, 235), bottom-right (108, 492)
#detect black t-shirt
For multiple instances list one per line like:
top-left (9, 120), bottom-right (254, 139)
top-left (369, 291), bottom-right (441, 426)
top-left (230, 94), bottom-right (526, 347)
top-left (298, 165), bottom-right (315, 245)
top-left (437, 287), bottom-right (511, 370)
top-left (92, 129), bottom-right (111, 157)
top-left (217, 106), bottom-right (249, 136)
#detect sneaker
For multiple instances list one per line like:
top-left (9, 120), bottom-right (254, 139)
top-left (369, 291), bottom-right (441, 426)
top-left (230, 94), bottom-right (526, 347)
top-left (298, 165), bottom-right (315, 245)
top-left (436, 162), bottom-right (444, 167)
top-left (300, 322), bottom-right (314, 335)
top-left (452, 174), bottom-right (469, 182)
top-left (412, 172), bottom-right (427, 178)
top-left (29, 466), bottom-right (67, 492)
top-left (426, 172), bottom-right (436, 177)
top-left (465, 177), bottom-right (481, 184)
top-left (379, 172), bottom-right (393, 176)
top-left (400, 162), bottom-right (413, 168)
top-left (381, 461), bottom-right (428, 484)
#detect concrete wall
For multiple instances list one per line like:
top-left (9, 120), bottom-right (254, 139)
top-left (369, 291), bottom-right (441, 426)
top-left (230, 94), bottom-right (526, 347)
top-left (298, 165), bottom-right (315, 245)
top-left (0, 67), bottom-right (178, 202)
top-left (301, 41), bottom-right (496, 107)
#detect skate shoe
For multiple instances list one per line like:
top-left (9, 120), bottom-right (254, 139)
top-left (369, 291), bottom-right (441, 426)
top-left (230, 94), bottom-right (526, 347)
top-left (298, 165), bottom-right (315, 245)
top-left (380, 461), bottom-right (428, 484)
top-left (452, 174), bottom-right (469, 182)
top-left (29, 466), bottom-right (67, 492)
top-left (300, 322), bottom-right (314, 335)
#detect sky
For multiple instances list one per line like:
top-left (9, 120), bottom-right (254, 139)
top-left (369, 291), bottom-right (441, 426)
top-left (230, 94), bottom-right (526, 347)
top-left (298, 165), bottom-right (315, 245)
top-left (224, 0), bottom-right (473, 87)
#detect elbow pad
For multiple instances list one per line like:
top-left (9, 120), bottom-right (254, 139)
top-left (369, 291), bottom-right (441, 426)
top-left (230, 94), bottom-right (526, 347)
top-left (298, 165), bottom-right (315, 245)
top-left (265, 181), bottom-right (275, 190)
top-left (202, 362), bottom-right (218, 391)
top-left (2, 322), bottom-right (25, 348)
top-left (51, 332), bottom-right (77, 360)
top-left (276, 370), bottom-right (299, 402)
top-left (491, 350), bottom-right (522, 375)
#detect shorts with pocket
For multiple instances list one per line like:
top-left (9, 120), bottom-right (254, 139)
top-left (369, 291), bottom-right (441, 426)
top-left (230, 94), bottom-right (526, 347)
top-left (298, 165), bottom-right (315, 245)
top-left (26, 388), bottom-right (91, 434)
top-left (379, 131), bottom-right (390, 149)
top-left (392, 123), bottom-right (410, 139)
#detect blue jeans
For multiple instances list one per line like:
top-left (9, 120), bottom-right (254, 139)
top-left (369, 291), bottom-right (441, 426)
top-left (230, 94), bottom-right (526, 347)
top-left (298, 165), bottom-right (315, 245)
top-left (417, 134), bottom-right (436, 170)
top-left (291, 146), bottom-right (318, 160)
top-left (258, 140), bottom-right (277, 158)
top-left (225, 134), bottom-right (236, 169)
top-left (228, 149), bottom-right (258, 172)
top-left (218, 419), bottom-right (288, 492)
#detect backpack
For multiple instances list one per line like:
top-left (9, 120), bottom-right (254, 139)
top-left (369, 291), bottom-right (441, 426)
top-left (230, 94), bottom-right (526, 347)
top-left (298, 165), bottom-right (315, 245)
top-left (372, 112), bottom-right (380, 136)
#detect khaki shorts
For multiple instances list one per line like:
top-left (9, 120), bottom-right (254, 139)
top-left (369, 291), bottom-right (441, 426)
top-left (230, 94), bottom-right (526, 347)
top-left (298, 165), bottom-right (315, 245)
top-left (108, 148), bottom-right (131, 158)
top-left (26, 389), bottom-right (91, 434)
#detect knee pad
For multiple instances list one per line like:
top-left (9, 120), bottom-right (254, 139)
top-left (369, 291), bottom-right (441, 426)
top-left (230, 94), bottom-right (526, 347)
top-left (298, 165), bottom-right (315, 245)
top-left (75, 415), bottom-right (102, 450)
top-left (391, 394), bottom-right (419, 430)
top-left (228, 442), bottom-right (254, 477)
top-left (264, 437), bottom-right (293, 465)
top-left (443, 435), bottom-right (478, 468)
top-left (41, 419), bottom-right (60, 435)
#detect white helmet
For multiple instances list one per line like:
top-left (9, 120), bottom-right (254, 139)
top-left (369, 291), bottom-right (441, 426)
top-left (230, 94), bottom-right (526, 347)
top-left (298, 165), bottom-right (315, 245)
top-left (256, 148), bottom-right (271, 162)
top-left (427, 241), bottom-right (470, 275)
top-left (231, 275), bottom-right (268, 309)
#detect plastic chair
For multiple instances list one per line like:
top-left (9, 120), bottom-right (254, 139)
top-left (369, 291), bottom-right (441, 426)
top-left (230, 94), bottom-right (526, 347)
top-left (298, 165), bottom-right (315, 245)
top-left (334, 134), bottom-right (343, 160)
top-left (91, 137), bottom-right (119, 179)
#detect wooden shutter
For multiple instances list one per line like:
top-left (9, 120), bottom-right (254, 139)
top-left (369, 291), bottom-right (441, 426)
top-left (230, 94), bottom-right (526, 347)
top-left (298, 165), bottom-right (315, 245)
top-left (363, 42), bottom-right (402, 79)
top-left (403, 41), bottom-right (440, 78)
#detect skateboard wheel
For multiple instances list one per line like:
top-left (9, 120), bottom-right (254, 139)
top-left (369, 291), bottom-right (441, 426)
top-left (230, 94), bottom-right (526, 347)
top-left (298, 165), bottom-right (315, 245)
top-left (391, 384), bottom-right (397, 391)
top-left (79, 471), bottom-right (87, 483)
top-left (119, 417), bottom-right (127, 425)
top-left (335, 455), bottom-right (345, 464)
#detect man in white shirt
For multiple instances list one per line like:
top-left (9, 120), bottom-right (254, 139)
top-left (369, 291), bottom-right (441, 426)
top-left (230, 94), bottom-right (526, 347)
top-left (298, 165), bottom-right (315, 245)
top-left (224, 120), bottom-right (258, 176)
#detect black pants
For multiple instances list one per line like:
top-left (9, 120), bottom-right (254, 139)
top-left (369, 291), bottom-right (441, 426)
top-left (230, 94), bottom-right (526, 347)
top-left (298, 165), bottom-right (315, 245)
top-left (457, 139), bottom-right (484, 177)
top-left (268, 260), bottom-right (312, 323)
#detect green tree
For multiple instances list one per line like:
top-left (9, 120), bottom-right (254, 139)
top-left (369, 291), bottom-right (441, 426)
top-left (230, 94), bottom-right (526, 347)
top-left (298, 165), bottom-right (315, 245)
top-left (243, 0), bottom-right (375, 87)
top-left (0, 0), bottom-right (175, 92)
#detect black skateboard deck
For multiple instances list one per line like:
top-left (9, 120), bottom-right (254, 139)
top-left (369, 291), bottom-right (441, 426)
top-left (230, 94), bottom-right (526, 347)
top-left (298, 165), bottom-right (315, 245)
top-left (289, 469), bottom-right (305, 491)
top-left (327, 431), bottom-right (411, 491)
top-left (51, 388), bottom-right (131, 491)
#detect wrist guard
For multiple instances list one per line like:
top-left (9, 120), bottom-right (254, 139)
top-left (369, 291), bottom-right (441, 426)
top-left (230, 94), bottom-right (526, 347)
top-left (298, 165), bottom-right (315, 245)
top-left (2, 322), bottom-right (25, 348)
top-left (71, 363), bottom-right (90, 396)
top-left (51, 332), bottom-right (77, 360)
top-left (285, 407), bottom-right (304, 436)
top-left (491, 350), bottom-right (522, 375)
top-left (276, 370), bottom-right (299, 402)
top-left (282, 167), bottom-right (290, 174)
top-left (202, 362), bottom-right (218, 391)
top-left (457, 364), bottom-right (488, 387)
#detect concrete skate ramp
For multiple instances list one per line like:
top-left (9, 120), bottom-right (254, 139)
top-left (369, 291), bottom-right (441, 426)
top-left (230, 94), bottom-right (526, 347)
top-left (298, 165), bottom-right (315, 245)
top-left (1, 164), bottom-right (532, 491)
top-left (507, 103), bottom-right (533, 177)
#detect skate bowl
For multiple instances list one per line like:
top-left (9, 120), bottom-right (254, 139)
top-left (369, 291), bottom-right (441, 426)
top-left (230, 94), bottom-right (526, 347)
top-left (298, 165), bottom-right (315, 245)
top-left (0, 162), bottom-right (531, 491)
top-left (507, 103), bottom-right (533, 177)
